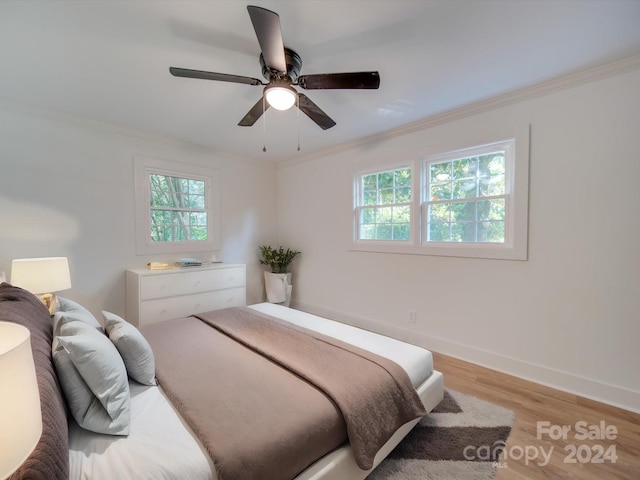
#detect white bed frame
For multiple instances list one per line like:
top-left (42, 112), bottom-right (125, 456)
top-left (297, 370), bottom-right (444, 479)
top-left (68, 303), bottom-right (445, 480)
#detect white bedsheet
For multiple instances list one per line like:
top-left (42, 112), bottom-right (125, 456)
top-left (68, 381), bottom-right (214, 480)
top-left (68, 304), bottom-right (438, 480)
top-left (249, 303), bottom-right (433, 387)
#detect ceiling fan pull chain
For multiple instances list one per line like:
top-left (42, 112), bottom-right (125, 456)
top-left (262, 95), bottom-right (267, 152)
top-left (297, 94), bottom-right (301, 151)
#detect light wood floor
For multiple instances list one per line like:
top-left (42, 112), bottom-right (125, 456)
top-left (432, 352), bottom-right (639, 480)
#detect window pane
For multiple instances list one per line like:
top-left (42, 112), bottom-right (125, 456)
top-left (378, 207), bottom-right (392, 223)
top-left (379, 171), bottom-right (394, 188)
top-left (396, 187), bottom-right (411, 202)
top-left (395, 168), bottom-right (412, 186)
top-left (452, 179), bottom-right (477, 199)
top-left (189, 194), bottom-right (205, 209)
top-left (356, 167), bottom-right (412, 242)
top-left (430, 162), bottom-right (451, 183)
top-left (477, 199), bottom-right (505, 221)
top-left (363, 174), bottom-right (377, 190)
top-left (451, 201), bottom-right (476, 223)
top-left (479, 175), bottom-right (505, 196)
top-left (189, 179), bottom-right (205, 195)
top-left (453, 157), bottom-right (477, 180)
top-left (429, 203), bottom-right (450, 222)
top-left (428, 222), bottom-right (450, 242)
top-left (149, 173), bottom-right (208, 242)
top-left (393, 205), bottom-right (411, 223)
top-left (360, 224), bottom-right (376, 239)
top-left (451, 222), bottom-right (476, 242)
top-left (423, 143), bottom-right (512, 246)
top-left (190, 226), bottom-right (207, 240)
top-left (430, 183), bottom-right (451, 200)
top-left (361, 207), bottom-right (376, 224)
top-left (363, 191), bottom-right (377, 205)
top-left (380, 188), bottom-right (394, 204)
top-left (479, 152), bottom-right (505, 176)
top-left (393, 224), bottom-right (410, 240)
top-left (478, 221), bottom-right (505, 242)
top-left (376, 224), bottom-right (392, 240)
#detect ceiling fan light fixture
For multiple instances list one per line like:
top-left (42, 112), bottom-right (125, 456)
top-left (265, 85), bottom-right (297, 110)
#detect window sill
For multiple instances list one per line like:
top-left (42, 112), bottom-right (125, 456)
top-left (350, 241), bottom-right (527, 260)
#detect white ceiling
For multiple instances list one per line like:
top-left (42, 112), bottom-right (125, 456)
top-left (2, 0), bottom-right (640, 162)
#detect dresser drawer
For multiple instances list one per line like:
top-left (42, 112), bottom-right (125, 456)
top-left (139, 287), bottom-right (246, 326)
top-left (139, 267), bottom-right (245, 300)
top-left (126, 264), bottom-right (247, 327)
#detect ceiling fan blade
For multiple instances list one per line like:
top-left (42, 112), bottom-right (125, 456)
top-left (170, 67), bottom-right (263, 86)
top-left (298, 94), bottom-right (336, 130)
top-left (238, 96), bottom-right (270, 126)
top-left (298, 71), bottom-right (380, 90)
top-left (247, 5), bottom-right (287, 73)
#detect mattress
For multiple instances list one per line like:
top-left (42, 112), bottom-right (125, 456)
top-left (68, 304), bottom-right (442, 480)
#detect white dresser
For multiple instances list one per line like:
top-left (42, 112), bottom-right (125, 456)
top-left (125, 264), bottom-right (246, 327)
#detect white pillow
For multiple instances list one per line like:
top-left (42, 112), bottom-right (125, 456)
top-left (54, 297), bottom-right (104, 332)
top-left (103, 311), bottom-right (157, 386)
top-left (53, 320), bottom-right (130, 435)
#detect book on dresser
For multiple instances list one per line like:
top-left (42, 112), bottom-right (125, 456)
top-left (125, 264), bottom-right (246, 327)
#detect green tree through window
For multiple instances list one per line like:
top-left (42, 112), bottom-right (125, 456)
top-left (357, 167), bottom-right (412, 241)
top-left (426, 150), bottom-right (506, 243)
top-left (149, 174), bottom-right (208, 242)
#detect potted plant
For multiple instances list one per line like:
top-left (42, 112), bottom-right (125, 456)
top-left (259, 245), bottom-right (301, 274)
top-left (259, 245), bottom-right (300, 305)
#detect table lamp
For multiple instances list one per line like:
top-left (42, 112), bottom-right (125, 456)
top-left (0, 322), bottom-right (42, 480)
top-left (10, 257), bottom-right (71, 314)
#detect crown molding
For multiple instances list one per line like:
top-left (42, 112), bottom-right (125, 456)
top-left (278, 53), bottom-right (640, 169)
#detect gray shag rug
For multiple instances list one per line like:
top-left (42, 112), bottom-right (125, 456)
top-left (370, 389), bottom-right (514, 480)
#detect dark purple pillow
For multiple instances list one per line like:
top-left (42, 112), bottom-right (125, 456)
top-left (0, 283), bottom-right (69, 480)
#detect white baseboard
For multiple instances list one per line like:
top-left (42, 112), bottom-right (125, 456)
top-left (293, 301), bottom-right (640, 414)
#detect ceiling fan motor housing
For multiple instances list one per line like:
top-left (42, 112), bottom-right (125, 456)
top-left (260, 48), bottom-right (302, 83)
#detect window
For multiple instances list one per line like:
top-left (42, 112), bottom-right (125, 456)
top-left (423, 141), bottom-right (511, 244)
top-left (353, 129), bottom-right (529, 260)
top-left (354, 166), bottom-right (413, 242)
top-left (134, 157), bottom-right (220, 255)
top-left (149, 173), bottom-right (208, 243)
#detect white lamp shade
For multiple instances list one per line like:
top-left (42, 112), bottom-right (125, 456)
top-left (10, 257), bottom-right (71, 294)
top-left (0, 322), bottom-right (43, 479)
top-left (265, 86), bottom-right (296, 110)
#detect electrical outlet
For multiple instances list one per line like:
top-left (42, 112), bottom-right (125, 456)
top-left (408, 310), bottom-right (417, 324)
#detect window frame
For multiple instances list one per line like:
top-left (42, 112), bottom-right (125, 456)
top-left (353, 162), bottom-right (417, 246)
top-left (421, 139), bottom-right (514, 246)
top-left (351, 127), bottom-right (529, 260)
top-left (134, 156), bottom-right (220, 255)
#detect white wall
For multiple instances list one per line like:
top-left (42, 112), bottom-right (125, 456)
top-left (277, 66), bottom-right (640, 412)
top-left (0, 102), bottom-right (279, 316)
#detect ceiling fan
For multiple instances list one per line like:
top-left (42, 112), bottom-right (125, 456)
top-left (169, 5), bottom-right (380, 130)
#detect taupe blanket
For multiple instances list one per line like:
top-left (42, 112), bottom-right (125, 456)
top-left (143, 307), bottom-right (425, 480)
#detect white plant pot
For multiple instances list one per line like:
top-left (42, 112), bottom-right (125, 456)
top-left (264, 272), bottom-right (292, 306)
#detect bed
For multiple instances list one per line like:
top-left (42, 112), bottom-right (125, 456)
top-left (0, 282), bottom-right (444, 480)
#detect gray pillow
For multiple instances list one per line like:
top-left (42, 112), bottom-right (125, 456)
top-left (52, 320), bottom-right (130, 435)
top-left (54, 297), bottom-right (103, 332)
top-left (103, 311), bottom-right (157, 386)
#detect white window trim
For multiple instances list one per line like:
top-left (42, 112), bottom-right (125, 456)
top-left (351, 125), bottom-right (529, 260)
top-left (134, 156), bottom-right (220, 255)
